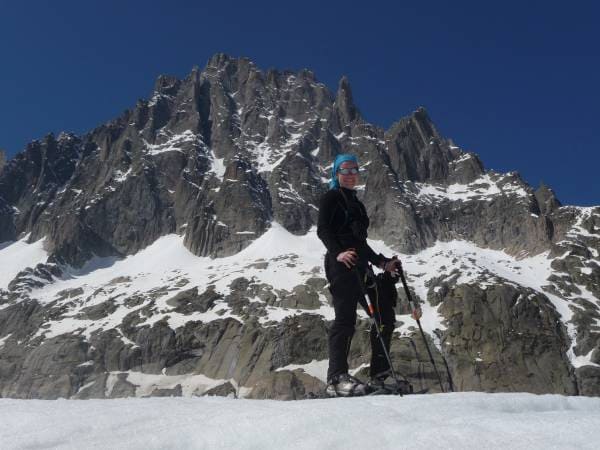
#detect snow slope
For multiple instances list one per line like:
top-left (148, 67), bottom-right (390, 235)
top-left (2, 220), bottom-right (598, 374)
top-left (2, 393), bottom-right (600, 449)
top-left (0, 234), bottom-right (47, 289)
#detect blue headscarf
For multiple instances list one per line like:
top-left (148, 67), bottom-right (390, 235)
top-left (329, 153), bottom-right (358, 189)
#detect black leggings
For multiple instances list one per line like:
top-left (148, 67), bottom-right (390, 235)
top-left (326, 263), bottom-right (397, 381)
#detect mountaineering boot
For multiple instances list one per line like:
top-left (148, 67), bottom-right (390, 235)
top-left (367, 368), bottom-right (392, 391)
top-left (326, 373), bottom-right (368, 397)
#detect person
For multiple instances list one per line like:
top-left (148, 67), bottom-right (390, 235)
top-left (317, 153), bottom-right (422, 397)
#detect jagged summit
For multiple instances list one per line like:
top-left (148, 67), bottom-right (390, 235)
top-left (334, 75), bottom-right (361, 126)
top-left (0, 53), bottom-right (590, 266)
top-left (0, 54), bottom-right (598, 400)
top-left (1, 53), bottom-right (498, 266)
top-left (535, 182), bottom-right (562, 215)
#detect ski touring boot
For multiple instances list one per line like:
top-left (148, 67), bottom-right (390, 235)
top-left (325, 373), bottom-right (368, 397)
top-left (366, 368), bottom-right (392, 392)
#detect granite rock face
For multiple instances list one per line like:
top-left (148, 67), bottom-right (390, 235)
top-left (438, 283), bottom-right (576, 394)
top-left (0, 54), bottom-right (566, 265)
top-left (0, 54), bottom-right (598, 399)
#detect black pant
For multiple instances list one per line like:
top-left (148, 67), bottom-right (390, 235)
top-left (368, 281), bottom-right (396, 377)
top-left (325, 255), bottom-right (397, 381)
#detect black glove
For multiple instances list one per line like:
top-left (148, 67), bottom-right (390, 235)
top-left (379, 254), bottom-right (402, 276)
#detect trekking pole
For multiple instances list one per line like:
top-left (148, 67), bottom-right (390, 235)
top-left (396, 266), bottom-right (448, 393)
top-left (353, 266), bottom-right (404, 396)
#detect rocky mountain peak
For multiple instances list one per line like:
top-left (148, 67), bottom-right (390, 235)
top-left (387, 107), bottom-right (440, 145)
top-left (411, 107), bottom-right (440, 141)
top-left (0, 54), bottom-right (579, 265)
top-left (0, 149), bottom-right (5, 174)
top-left (0, 54), bottom-right (599, 401)
top-left (152, 74), bottom-right (181, 97)
top-left (57, 131), bottom-right (76, 142)
top-left (535, 182), bottom-right (562, 215)
top-left (207, 52), bottom-right (235, 69)
top-left (334, 75), bottom-right (360, 126)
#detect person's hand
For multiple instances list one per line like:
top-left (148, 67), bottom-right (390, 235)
top-left (337, 248), bottom-right (357, 269)
top-left (383, 257), bottom-right (402, 276)
top-left (411, 307), bottom-right (422, 321)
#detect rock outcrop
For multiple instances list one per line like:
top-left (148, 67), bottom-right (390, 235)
top-left (0, 54), bottom-right (598, 399)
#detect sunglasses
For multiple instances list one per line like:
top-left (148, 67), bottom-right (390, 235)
top-left (338, 167), bottom-right (359, 175)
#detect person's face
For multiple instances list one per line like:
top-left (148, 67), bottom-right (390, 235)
top-left (337, 160), bottom-right (359, 190)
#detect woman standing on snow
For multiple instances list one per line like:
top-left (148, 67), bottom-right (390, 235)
top-left (317, 153), bottom-right (421, 397)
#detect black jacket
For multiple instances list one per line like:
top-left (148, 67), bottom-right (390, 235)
top-left (317, 187), bottom-right (385, 275)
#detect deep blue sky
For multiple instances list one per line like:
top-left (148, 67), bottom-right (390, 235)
top-left (1, 1), bottom-right (598, 205)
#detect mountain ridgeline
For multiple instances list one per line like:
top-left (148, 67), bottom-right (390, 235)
top-left (0, 54), bottom-right (598, 399)
top-left (0, 53), bottom-right (557, 265)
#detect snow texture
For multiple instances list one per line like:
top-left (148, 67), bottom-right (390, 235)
top-left (1, 393), bottom-right (600, 449)
top-left (144, 130), bottom-right (200, 156)
top-left (414, 173), bottom-right (529, 203)
top-left (0, 234), bottom-right (48, 289)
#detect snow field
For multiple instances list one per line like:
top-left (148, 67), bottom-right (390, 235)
top-left (1, 393), bottom-right (600, 450)
top-left (413, 173), bottom-right (529, 203)
top-left (0, 234), bottom-right (48, 290)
